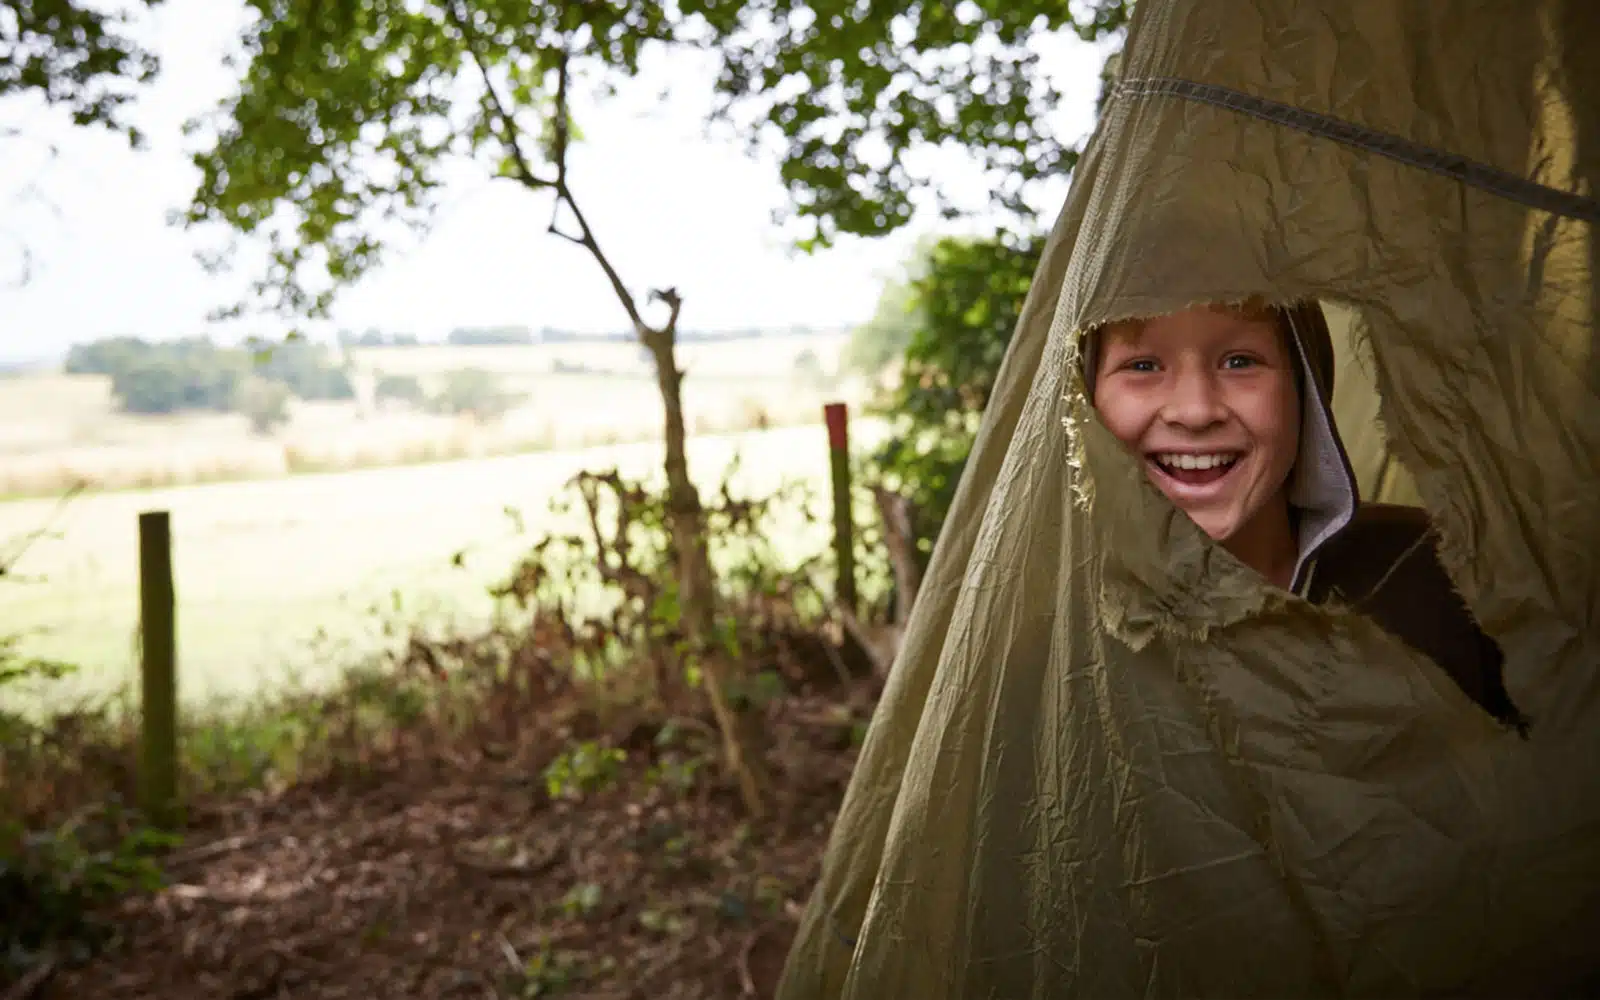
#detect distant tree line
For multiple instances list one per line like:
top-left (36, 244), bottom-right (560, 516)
top-left (336, 324), bottom-right (838, 348)
top-left (64, 335), bottom-right (353, 427)
top-left (337, 329), bottom-right (422, 348)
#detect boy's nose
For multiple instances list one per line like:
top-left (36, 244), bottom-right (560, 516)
top-left (1159, 370), bottom-right (1229, 429)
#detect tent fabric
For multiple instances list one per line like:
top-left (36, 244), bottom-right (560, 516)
top-left (777, 2), bottom-right (1600, 997)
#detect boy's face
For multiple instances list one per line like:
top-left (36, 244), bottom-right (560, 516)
top-left (1091, 305), bottom-right (1301, 545)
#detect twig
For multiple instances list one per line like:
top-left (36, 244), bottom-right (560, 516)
top-left (818, 628), bottom-right (855, 687)
top-left (2, 956), bottom-right (57, 1000)
top-left (497, 932), bottom-right (522, 972)
top-left (836, 605), bottom-right (895, 680)
top-left (0, 479), bottom-right (86, 577)
top-left (165, 830), bottom-right (270, 869)
top-left (662, 715), bottom-right (718, 741)
top-left (737, 928), bottom-right (762, 996)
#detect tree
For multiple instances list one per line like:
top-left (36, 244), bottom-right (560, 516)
top-left (866, 231), bottom-right (1045, 567)
top-left (700, 0), bottom-right (1132, 246)
top-left (234, 375), bottom-right (292, 435)
top-left (1, 0), bottom-right (162, 138)
top-left (430, 368), bottom-right (519, 422)
top-left (182, 0), bottom-right (768, 816)
top-left (841, 233), bottom-right (940, 377)
top-left (375, 372), bottom-right (427, 407)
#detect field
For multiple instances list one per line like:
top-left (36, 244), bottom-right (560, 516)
top-left (0, 330), bottom-right (890, 712)
top-left (0, 331), bottom-right (861, 498)
top-left (0, 419), bottom-right (888, 714)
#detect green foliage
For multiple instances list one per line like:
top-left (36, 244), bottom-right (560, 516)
top-left (375, 372), bottom-right (427, 406)
top-left (113, 355), bottom-right (242, 416)
top-left (0, 638), bottom-right (175, 979)
top-left (699, 0), bottom-right (1132, 245)
top-left (559, 881), bottom-right (605, 919)
top-left (1, 0), bottom-right (163, 144)
top-left (867, 230), bottom-right (1045, 563)
top-left (842, 234), bottom-right (940, 376)
top-left (430, 367), bottom-right (521, 421)
top-left (183, 0), bottom-right (685, 320)
top-left (184, 0), bottom-right (1129, 316)
top-left (0, 801), bottom-right (177, 976)
top-left (247, 337), bottom-right (356, 400)
top-left (233, 375), bottom-right (292, 435)
top-left (65, 335), bottom-right (350, 415)
top-left (506, 943), bottom-right (608, 997)
top-left (543, 742), bottom-right (625, 801)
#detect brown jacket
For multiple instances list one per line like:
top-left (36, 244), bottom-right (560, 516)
top-left (1301, 502), bottom-right (1527, 732)
top-left (1281, 302), bottom-right (1527, 733)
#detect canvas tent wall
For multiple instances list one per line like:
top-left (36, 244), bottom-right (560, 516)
top-left (1320, 303), bottom-right (1423, 506)
top-left (778, 1), bottom-right (1599, 998)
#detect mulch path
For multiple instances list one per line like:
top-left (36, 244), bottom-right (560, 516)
top-left (34, 692), bottom-right (866, 1000)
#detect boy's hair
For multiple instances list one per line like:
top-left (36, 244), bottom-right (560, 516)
top-left (1083, 297), bottom-right (1306, 402)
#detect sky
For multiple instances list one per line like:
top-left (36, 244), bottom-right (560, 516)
top-left (0, 0), bottom-right (1110, 364)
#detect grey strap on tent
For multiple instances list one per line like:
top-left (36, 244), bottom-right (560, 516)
top-left (1116, 76), bottom-right (1600, 224)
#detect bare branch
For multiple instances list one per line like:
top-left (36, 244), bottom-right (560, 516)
top-left (444, 0), bottom-right (552, 191)
top-left (446, 2), bottom-right (672, 343)
top-left (541, 51), bottom-right (655, 336)
top-left (547, 221), bottom-right (584, 247)
top-left (650, 286), bottom-right (684, 338)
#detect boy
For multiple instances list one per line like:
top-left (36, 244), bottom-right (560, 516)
top-left (1084, 300), bottom-right (1527, 733)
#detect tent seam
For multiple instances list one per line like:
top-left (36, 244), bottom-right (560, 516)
top-left (1115, 76), bottom-right (1600, 224)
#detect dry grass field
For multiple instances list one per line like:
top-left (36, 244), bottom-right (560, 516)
top-left (0, 331), bottom-right (860, 498)
top-left (0, 331), bottom-right (887, 712)
top-left (0, 420), bottom-right (888, 712)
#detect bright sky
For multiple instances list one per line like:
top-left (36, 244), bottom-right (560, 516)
top-left (0, 0), bottom-right (1109, 364)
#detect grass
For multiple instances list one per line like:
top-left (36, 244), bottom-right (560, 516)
top-left (0, 420), bottom-right (888, 715)
top-left (0, 453), bottom-right (888, 995)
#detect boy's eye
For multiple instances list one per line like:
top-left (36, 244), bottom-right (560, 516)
top-left (1123, 358), bottom-right (1159, 373)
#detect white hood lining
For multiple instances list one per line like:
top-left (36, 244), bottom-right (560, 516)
top-left (1285, 310), bottom-right (1359, 592)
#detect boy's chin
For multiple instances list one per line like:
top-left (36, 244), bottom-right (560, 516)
top-left (1175, 506), bottom-right (1240, 544)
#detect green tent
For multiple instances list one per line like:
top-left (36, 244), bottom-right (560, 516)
top-left (779, 2), bottom-right (1599, 996)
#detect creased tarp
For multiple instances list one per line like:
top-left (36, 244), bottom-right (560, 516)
top-left (777, 1), bottom-right (1600, 997)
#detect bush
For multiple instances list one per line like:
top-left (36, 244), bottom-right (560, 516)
top-left (430, 368), bottom-right (521, 421)
top-left (792, 348), bottom-right (831, 389)
top-left (0, 641), bottom-right (176, 983)
top-left (864, 231), bottom-right (1045, 567)
top-left (0, 801), bottom-right (177, 979)
top-left (233, 375), bottom-right (292, 435)
top-left (80, 334), bottom-right (351, 415)
top-left (374, 372), bottom-right (426, 407)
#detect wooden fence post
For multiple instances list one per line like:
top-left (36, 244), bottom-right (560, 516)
top-left (823, 402), bottom-right (857, 613)
top-left (138, 510), bottom-right (179, 828)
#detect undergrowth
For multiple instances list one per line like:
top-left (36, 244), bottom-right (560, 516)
top-left (0, 458), bottom-right (896, 990)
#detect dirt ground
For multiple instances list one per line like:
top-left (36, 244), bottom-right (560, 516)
top-left (37, 691), bottom-right (867, 1000)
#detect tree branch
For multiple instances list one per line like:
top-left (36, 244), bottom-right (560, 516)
top-left (540, 48), bottom-right (656, 337)
top-left (447, 7), bottom-right (661, 339)
top-left (444, 0), bottom-right (551, 191)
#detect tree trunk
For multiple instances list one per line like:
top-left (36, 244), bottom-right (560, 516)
top-left (642, 326), bottom-right (769, 818)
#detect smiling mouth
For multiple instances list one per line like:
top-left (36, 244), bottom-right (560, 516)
top-left (1148, 451), bottom-right (1241, 487)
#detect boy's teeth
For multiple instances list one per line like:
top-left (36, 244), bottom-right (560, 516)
top-left (1159, 453), bottom-right (1236, 471)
